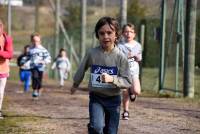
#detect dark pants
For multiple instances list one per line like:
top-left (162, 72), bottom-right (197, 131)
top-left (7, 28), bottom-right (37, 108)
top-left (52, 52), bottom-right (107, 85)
top-left (88, 93), bottom-right (121, 134)
top-left (31, 69), bottom-right (43, 90)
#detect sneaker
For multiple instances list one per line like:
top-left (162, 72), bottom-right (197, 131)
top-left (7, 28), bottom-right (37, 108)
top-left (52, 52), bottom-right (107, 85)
top-left (128, 88), bottom-right (137, 102)
top-left (130, 94), bottom-right (137, 102)
top-left (122, 111), bottom-right (129, 120)
top-left (32, 91), bottom-right (39, 98)
top-left (0, 111), bottom-right (4, 119)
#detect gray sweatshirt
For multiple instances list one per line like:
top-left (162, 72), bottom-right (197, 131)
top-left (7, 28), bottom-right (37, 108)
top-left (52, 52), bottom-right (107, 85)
top-left (73, 45), bottom-right (132, 96)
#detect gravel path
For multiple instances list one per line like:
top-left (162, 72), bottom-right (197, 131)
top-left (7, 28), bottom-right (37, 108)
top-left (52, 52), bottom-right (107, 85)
top-left (2, 81), bottom-right (200, 134)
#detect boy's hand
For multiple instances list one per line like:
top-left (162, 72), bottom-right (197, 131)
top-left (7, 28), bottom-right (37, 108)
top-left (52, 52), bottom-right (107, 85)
top-left (101, 73), bottom-right (114, 83)
top-left (70, 87), bottom-right (77, 95)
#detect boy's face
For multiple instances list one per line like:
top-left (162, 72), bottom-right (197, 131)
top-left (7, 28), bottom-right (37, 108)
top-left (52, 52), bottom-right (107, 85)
top-left (98, 24), bottom-right (116, 50)
top-left (25, 47), bottom-right (29, 53)
top-left (33, 36), bottom-right (41, 46)
top-left (123, 26), bottom-right (136, 42)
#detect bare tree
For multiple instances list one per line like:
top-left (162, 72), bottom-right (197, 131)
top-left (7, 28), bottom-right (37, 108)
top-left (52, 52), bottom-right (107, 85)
top-left (80, 0), bottom-right (87, 59)
top-left (35, 0), bottom-right (39, 32)
top-left (120, 0), bottom-right (127, 27)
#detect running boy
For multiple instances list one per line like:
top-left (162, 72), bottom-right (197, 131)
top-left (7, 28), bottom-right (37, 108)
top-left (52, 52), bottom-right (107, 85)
top-left (118, 23), bottom-right (142, 120)
top-left (51, 48), bottom-right (71, 88)
top-left (17, 45), bottom-right (31, 92)
top-left (71, 17), bottom-right (132, 134)
top-left (29, 33), bottom-right (51, 98)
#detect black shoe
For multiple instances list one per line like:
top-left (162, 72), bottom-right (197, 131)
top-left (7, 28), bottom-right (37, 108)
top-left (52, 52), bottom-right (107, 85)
top-left (128, 88), bottom-right (137, 102)
top-left (122, 111), bottom-right (129, 120)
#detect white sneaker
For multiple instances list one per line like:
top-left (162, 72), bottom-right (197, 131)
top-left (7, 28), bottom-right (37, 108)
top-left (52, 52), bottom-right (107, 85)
top-left (32, 91), bottom-right (39, 97)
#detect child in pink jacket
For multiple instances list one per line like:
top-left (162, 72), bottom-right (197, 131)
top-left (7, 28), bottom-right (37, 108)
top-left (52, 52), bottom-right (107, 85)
top-left (0, 19), bottom-right (13, 119)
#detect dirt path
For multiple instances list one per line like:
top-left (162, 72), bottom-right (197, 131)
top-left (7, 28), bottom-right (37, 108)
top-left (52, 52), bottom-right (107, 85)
top-left (2, 81), bottom-right (200, 134)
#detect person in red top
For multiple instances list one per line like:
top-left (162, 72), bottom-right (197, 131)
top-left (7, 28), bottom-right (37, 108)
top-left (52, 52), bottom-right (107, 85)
top-left (0, 19), bottom-right (13, 119)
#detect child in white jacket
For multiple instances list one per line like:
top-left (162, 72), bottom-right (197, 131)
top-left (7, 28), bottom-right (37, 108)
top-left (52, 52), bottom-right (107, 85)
top-left (118, 23), bottom-right (142, 120)
top-left (29, 33), bottom-right (51, 98)
top-left (52, 48), bottom-right (71, 87)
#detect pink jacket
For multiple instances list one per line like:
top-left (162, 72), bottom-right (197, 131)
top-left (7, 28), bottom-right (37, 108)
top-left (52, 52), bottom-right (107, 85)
top-left (0, 33), bottom-right (13, 75)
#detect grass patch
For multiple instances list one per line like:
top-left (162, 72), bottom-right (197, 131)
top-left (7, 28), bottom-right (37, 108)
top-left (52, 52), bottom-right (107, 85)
top-left (141, 67), bottom-right (200, 99)
top-left (0, 88), bottom-right (45, 133)
top-left (141, 67), bottom-right (159, 91)
top-left (141, 89), bottom-right (176, 98)
top-left (0, 112), bottom-right (40, 134)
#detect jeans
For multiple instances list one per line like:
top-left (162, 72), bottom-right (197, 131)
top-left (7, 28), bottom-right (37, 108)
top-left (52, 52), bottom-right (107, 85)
top-left (20, 70), bottom-right (31, 92)
top-left (88, 93), bottom-right (121, 134)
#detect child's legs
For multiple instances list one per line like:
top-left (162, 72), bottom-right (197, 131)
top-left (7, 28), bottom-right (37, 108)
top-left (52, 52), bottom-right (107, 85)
top-left (64, 69), bottom-right (69, 80)
top-left (88, 94), bottom-right (121, 134)
top-left (89, 99), bottom-right (104, 134)
top-left (31, 69), bottom-right (43, 91)
top-left (37, 71), bottom-right (43, 90)
top-left (20, 70), bottom-right (25, 82)
top-left (24, 71), bottom-right (31, 92)
top-left (0, 78), bottom-right (7, 111)
top-left (122, 89), bottom-right (130, 111)
top-left (104, 105), bottom-right (120, 134)
top-left (131, 77), bottom-right (141, 95)
top-left (31, 69), bottom-right (38, 90)
top-left (58, 69), bottom-right (65, 86)
top-left (64, 71), bottom-right (68, 80)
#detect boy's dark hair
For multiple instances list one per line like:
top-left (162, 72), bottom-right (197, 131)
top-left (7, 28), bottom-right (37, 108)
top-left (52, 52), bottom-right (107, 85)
top-left (95, 16), bottom-right (120, 43)
top-left (23, 45), bottom-right (30, 54)
top-left (53, 48), bottom-right (66, 62)
top-left (122, 23), bottom-right (136, 33)
top-left (24, 45), bottom-right (29, 50)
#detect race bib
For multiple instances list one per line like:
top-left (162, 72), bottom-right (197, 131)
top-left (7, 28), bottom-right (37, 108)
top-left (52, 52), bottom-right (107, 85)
top-left (91, 65), bottom-right (118, 88)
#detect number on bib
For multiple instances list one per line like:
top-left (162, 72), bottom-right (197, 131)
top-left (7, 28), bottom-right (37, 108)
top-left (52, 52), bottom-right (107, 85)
top-left (96, 76), bottom-right (101, 83)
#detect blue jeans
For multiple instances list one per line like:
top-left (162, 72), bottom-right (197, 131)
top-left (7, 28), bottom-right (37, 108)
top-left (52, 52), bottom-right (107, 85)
top-left (20, 69), bottom-right (31, 92)
top-left (88, 93), bottom-right (121, 134)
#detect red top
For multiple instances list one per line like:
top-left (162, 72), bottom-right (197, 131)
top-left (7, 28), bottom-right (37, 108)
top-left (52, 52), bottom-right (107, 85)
top-left (0, 33), bottom-right (13, 77)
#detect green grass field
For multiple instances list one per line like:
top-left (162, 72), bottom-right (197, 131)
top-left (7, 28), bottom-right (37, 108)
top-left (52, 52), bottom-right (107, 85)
top-left (141, 67), bottom-right (200, 98)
